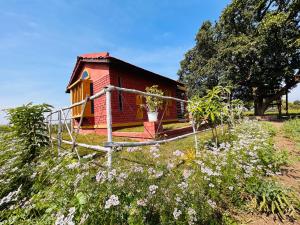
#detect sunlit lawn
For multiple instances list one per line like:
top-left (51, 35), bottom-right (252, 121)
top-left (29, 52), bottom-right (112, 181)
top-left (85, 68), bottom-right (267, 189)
top-left (53, 125), bottom-right (225, 169)
top-left (114, 122), bottom-right (191, 132)
top-left (244, 109), bottom-right (300, 116)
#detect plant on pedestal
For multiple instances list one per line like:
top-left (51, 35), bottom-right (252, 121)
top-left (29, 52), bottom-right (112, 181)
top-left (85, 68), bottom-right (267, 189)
top-left (142, 85), bottom-right (164, 122)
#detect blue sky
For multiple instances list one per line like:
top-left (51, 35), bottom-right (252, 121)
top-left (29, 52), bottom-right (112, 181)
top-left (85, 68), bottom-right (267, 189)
top-left (0, 0), bottom-right (299, 124)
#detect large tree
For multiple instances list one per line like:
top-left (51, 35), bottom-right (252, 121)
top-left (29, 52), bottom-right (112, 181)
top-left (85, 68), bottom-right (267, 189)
top-left (178, 0), bottom-right (300, 115)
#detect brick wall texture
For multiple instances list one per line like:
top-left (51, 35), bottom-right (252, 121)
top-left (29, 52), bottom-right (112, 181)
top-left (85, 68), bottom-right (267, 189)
top-left (71, 60), bottom-right (186, 131)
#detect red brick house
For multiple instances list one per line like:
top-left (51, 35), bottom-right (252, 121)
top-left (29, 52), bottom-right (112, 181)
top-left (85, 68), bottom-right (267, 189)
top-left (66, 52), bottom-right (186, 135)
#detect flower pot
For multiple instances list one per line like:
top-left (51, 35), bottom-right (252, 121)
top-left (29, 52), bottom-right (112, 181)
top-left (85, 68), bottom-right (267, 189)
top-left (147, 112), bottom-right (158, 122)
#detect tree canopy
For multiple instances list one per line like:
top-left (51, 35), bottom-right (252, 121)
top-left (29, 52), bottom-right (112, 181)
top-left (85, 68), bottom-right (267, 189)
top-left (178, 0), bottom-right (300, 115)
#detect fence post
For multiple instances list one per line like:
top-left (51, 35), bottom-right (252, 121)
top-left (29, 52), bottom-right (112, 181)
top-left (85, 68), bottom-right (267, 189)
top-left (57, 110), bottom-right (62, 155)
top-left (106, 88), bottom-right (113, 169)
top-left (48, 113), bottom-right (54, 149)
top-left (192, 119), bottom-right (199, 157)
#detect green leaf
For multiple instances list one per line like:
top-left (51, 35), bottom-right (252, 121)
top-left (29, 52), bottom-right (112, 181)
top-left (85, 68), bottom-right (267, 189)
top-left (76, 192), bottom-right (87, 205)
top-left (274, 200), bottom-right (285, 220)
top-left (271, 201), bottom-right (275, 214)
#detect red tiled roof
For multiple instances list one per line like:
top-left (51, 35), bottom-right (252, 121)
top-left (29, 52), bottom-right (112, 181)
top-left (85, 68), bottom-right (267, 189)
top-left (66, 52), bottom-right (183, 92)
top-left (79, 52), bottom-right (110, 59)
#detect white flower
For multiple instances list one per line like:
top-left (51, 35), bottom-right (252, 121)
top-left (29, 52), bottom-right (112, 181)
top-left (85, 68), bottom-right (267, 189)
top-left (183, 169), bottom-right (193, 179)
top-left (105, 195), bottom-right (120, 209)
top-left (74, 173), bottom-right (85, 187)
top-left (173, 150), bottom-right (184, 157)
top-left (204, 176), bottom-right (210, 181)
top-left (167, 162), bottom-right (175, 170)
top-left (173, 208), bottom-right (182, 220)
top-left (67, 162), bottom-right (80, 170)
top-left (208, 183), bottom-right (215, 188)
top-left (137, 199), bottom-right (147, 206)
top-left (133, 166), bottom-right (144, 173)
top-left (0, 185), bottom-right (22, 206)
top-left (178, 182), bottom-right (188, 190)
top-left (200, 166), bottom-right (215, 176)
top-left (150, 145), bottom-right (159, 153)
top-left (148, 167), bottom-right (156, 175)
top-left (152, 152), bottom-right (160, 158)
top-left (228, 186), bottom-right (234, 191)
top-left (116, 172), bottom-right (128, 184)
top-left (96, 170), bottom-right (106, 183)
top-left (150, 145), bottom-right (160, 158)
top-left (107, 169), bottom-right (117, 181)
top-left (55, 207), bottom-right (76, 225)
top-left (154, 171), bottom-right (164, 178)
top-left (79, 213), bottom-right (89, 225)
top-left (118, 172), bottom-right (128, 182)
top-left (30, 172), bottom-right (37, 179)
top-left (175, 196), bottom-right (182, 203)
top-left (207, 199), bottom-right (217, 208)
top-left (50, 165), bottom-right (60, 174)
top-left (187, 207), bottom-right (197, 224)
top-left (55, 213), bottom-right (65, 225)
top-left (149, 185), bottom-right (158, 195)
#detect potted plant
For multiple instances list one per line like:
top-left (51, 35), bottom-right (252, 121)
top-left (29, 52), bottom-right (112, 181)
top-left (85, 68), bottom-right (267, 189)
top-left (142, 85), bottom-right (164, 122)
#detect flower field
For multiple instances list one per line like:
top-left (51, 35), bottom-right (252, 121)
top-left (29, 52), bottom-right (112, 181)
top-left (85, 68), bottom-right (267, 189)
top-left (0, 120), bottom-right (298, 224)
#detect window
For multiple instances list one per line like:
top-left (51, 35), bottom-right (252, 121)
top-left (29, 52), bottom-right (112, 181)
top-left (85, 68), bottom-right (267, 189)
top-left (82, 70), bottom-right (89, 79)
top-left (118, 77), bottom-right (123, 112)
top-left (90, 82), bottom-right (94, 114)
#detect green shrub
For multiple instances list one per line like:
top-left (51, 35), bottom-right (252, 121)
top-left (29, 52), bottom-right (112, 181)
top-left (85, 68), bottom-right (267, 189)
top-left (0, 120), bottom-right (295, 224)
top-left (283, 119), bottom-right (300, 144)
top-left (5, 103), bottom-right (52, 162)
top-left (247, 180), bottom-right (296, 220)
top-left (0, 125), bottom-right (10, 133)
top-left (0, 103), bottom-right (52, 214)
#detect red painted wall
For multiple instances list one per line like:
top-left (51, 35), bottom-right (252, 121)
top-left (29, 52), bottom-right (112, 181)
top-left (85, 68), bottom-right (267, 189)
top-left (109, 65), bottom-right (178, 125)
top-left (72, 61), bottom-right (185, 130)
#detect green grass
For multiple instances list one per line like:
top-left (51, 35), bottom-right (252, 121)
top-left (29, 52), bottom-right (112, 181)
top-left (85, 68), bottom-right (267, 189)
top-left (114, 122), bottom-right (191, 132)
top-left (114, 125), bottom-right (144, 132)
top-left (55, 125), bottom-right (217, 166)
top-left (163, 122), bottom-right (191, 130)
top-left (244, 109), bottom-right (300, 116)
top-left (2, 120), bottom-right (297, 224)
top-left (0, 125), bottom-right (10, 132)
top-left (283, 119), bottom-right (300, 146)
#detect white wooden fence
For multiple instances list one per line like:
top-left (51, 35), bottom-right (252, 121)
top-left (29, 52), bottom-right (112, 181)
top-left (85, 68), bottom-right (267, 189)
top-left (47, 85), bottom-right (200, 168)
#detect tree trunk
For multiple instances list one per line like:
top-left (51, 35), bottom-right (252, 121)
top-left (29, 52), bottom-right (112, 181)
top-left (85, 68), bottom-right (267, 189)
top-left (253, 78), bottom-right (299, 116)
top-left (254, 98), bottom-right (267, 116)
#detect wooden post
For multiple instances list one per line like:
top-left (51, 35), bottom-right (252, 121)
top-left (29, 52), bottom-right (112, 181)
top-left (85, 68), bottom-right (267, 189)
top-left (192, 118), bottom-right (199, 157)
top-left (106, 89), bottom-right (113, 169)
top-left (61, 109), bottom-right (80, 160)
top-left (48, 113), bottom-right (54, 149)
top-left (286, 90), bottom-right (289, 116)
top-left (57, 110), bottom-right (62, 155)
top-left (278, 98), bottom-right (282, 118)
top-left (70, 113), bottom-right (74, 134)
top-left (72, 97), bottom-right (89, 160)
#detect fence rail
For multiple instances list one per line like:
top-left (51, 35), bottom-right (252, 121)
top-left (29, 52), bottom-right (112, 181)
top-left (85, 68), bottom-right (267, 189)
top-left (47, 85), bottom-right (198, 168)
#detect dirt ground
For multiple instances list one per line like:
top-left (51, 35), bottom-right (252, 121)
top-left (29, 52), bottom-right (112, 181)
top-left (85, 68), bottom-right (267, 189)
top-left (238, 121), bottom-right (300, 225)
